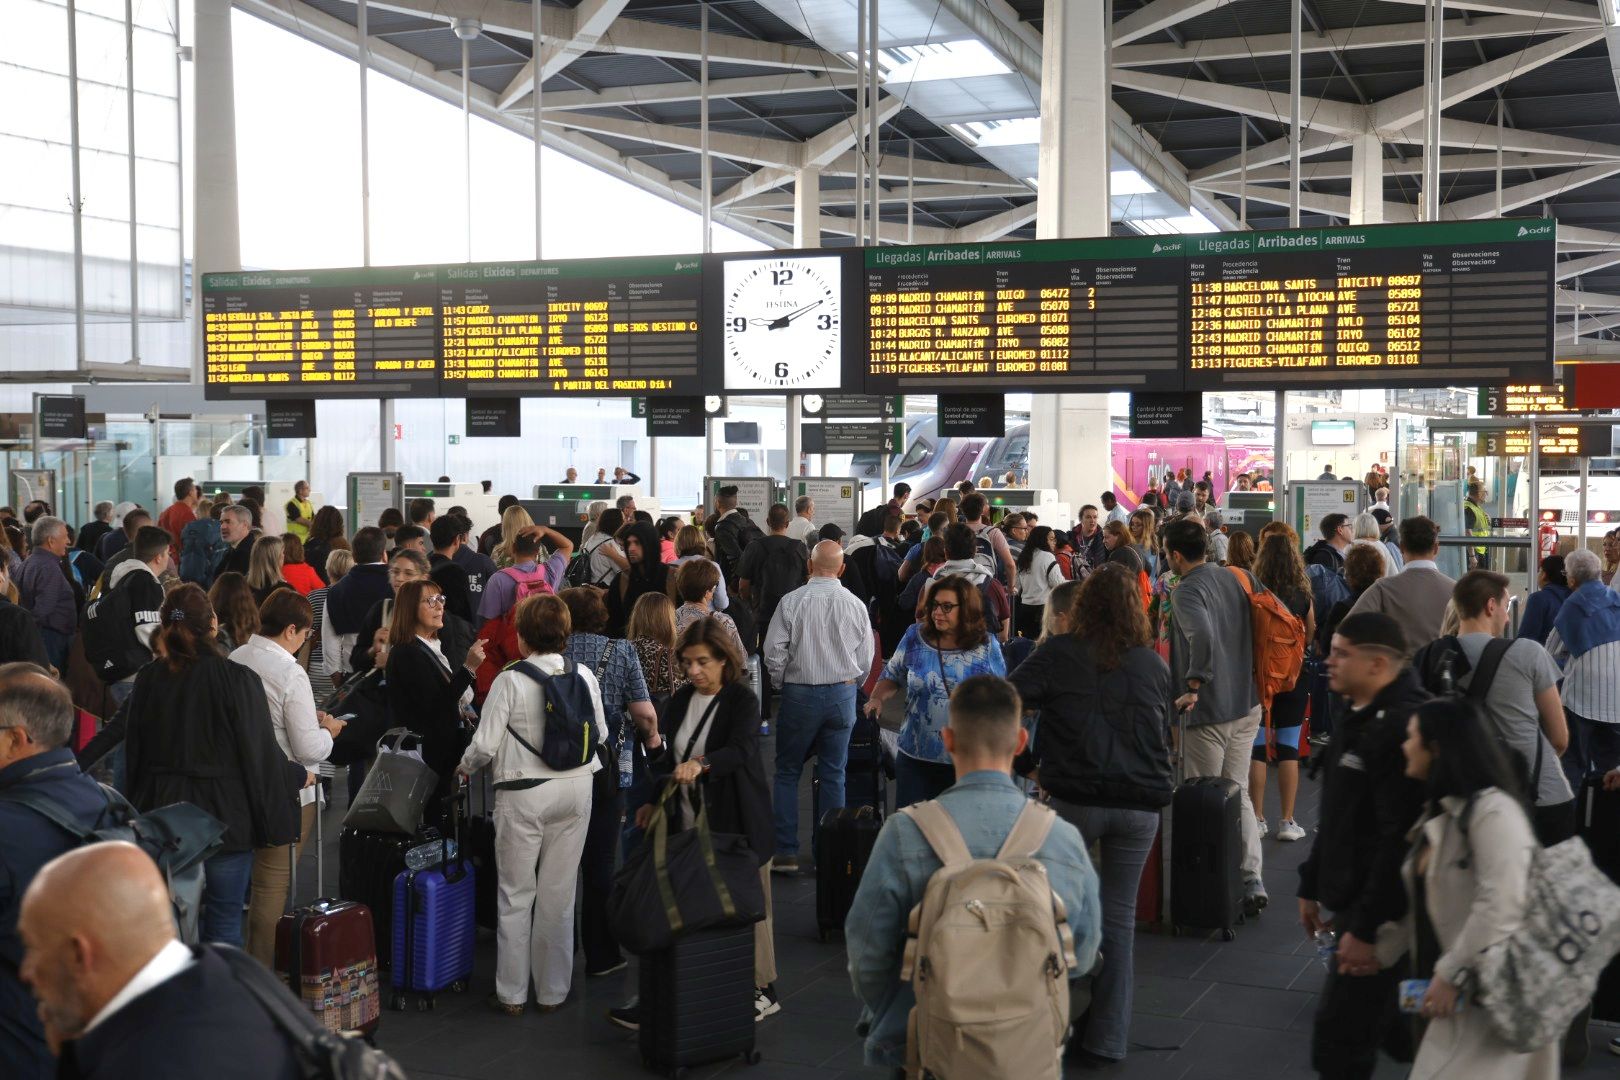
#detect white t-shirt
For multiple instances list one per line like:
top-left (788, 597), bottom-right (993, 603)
top-left (584, 535), bottom-right (622, 587)
top-left (1016, 549), bottom-right (1065, 606)
top-left (673, 691), bottom-right (719, 822)
top-left (786, 516), bottom-right (819, 547)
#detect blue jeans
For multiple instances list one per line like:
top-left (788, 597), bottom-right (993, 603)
top-left (1048, 798), bottom-right (1159, 1061)
top-left (104, 680), bottom-right (135, 793)
top-left (1562, 709), bottom-right (1620, 791)
top-left (772, 682), bottom-right (857, 856)
top-left (894, 752), bottom-right (956, 810)
top-left (40, 628), bottom-right (71, 674)
top-left (201, 849), bottom-right (255, 946)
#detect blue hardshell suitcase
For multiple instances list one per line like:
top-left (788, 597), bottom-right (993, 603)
top-left (389, 851), bottom-right (477, 1011)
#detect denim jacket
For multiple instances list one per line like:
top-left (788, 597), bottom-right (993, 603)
top-left (844, 771), bottom-right (1102, 1067)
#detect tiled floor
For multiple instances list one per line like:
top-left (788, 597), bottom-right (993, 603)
top-left (297, 739), bottom-right (1618, 1080)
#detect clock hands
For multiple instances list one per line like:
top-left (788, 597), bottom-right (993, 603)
top-left (765, 299), bottom-right (823, 330)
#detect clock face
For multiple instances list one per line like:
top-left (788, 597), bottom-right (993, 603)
top-left (721, 255), bottom-right (844, 391)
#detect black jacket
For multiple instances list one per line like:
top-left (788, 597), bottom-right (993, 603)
top-left (1303, 539), bottom-right (1346, 574)
top-left (1297, 667), bottom-right (1429, 942)
top-left (606, 527), bottom-right (670, 639)
top-left (324, 563), bottom-right (391, 637)
top-left (124, 654), bottom-right (304, 853)
top-left (649, 681), bottom-right (773, 868)
top-left (75, 520), bottom-right (112, 555)
top-left (0, 750), bottom-right (109, 1080)
top-left (0, 598), bottom-right (49, 668)
top-left (429, 553), bottom-right (475, 624)
top-left (385, 637), bottom-right (474, 806)
top-left (216, 531), bottom-right (260, 579)
top-left (55, 946), bottom-right (302, 1080)
top-left (1010, 637), bottom-right (1174, 812)
top-left (350, 599), bottom-right (472, 677)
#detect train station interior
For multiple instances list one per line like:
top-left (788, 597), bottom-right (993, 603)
top-left (8, 0), bottom-right (1620, 1078)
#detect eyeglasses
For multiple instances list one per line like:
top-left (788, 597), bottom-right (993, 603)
top-left (422, 594), bottom-right (447, 608)
top-left (928, 601), bottom-right (959, 614)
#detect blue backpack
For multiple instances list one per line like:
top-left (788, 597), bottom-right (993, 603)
top-left (1306, 563), bottom-right (1352, 622)
top-left (870, 538), bottom-right (905, 588)
top-left (506, 659), bottom-right (601, 771)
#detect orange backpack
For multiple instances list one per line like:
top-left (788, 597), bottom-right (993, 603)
top-left (1226, 567), bottom-right (1306, 719)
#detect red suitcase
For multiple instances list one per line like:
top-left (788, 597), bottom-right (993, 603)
top-left (274, 778), bottom-right (383, 1037)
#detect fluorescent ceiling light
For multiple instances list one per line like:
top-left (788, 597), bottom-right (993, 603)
top-left (974, 116), bottom-right (1041, 147)
top-left (1127, 209), bottom-right (1219, 235)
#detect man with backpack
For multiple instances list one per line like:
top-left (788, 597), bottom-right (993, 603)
top-left (736, 504), bottom-right (808, 651)
top-left (856, 482), bottom-right (910, 538)
top-left (846, 675), bottom-right (1100, 1075)
top-left (1163, 518), bottom-right (1269, 914)
top-left (1069, 504), bottom-right (1106, 576)
top-left (711, 487), bottom-right (765, 588)
top-left (474, 528), bottom-right (574, 696)
top-left (1298, 613), bottom-right (1428, 1080)
top-left (427, 516), bottom-right (476, 624)
top-left (1413, 570), bottom-right (1574, 844)
top-left (1305, 514), bottom-right (1352, 573)
top-left (0, 665), bottom-right (109, 1080)
top-left (87, 526), bottom-right (169, 707)
top-left (960, 492), bottom-right (1015, 593)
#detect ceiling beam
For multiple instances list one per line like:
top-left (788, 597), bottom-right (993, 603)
top-left (1559, 249), bottom-right (1620, 279)
top-left (953, 203), bottom-right (1039, 242)
top-left (1382, 116), bottom-right (1620, 158)
top-left (511, 71), bottom-right (859, 112)
top-left (496, 0), bottom-right (630, 111)
top-left (1559, 224), bottom-right (1620, 247)
top-left (735, 208), bottom-right (956, 245)
top-left (1557, 287), bottom-right (1620, 308)
top-left (1228, 149), bottom-right (1620, 182)
top-left (1188, 131), bottom-right (1348, 182)
top-left (727, 183), bottom-right (1024, 211)
top-left (1372, 27), bottom-right (1604, 131)
top-left (1113, 69), bottom-right (1366, 135)
top-left (542, 112), bottom-right (803, 168)
top-left (1112, 0), bottom-right (1241, 47)
top-left (707, 95), bottom-right (906, 208)
top-left (1114, 14), bottom-right (1580, 66)
top-left (233, 0), bottom-right (793, 249)
top-left (1197, 181), bottom-right (1419, 221)
top-left (1377, 0), bottom-right (1602, 23)
top-left (1442, 161), bottom-right (1620, 218)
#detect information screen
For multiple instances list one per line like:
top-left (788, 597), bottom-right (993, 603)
top-left (202, 268), bottom-right (441, 400)
top-left (863, 237), bottom-right (1185, 392)
top-left (440, 256), bottom-right (702, 396)
top-left (1185, 220), bottom-right (1554, 391)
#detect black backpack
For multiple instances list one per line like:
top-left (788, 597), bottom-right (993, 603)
top-left (1413, 635), bottom-right (1543, 802)
top-left (715, 513), bottom-right (765, 583)
top-left (82, 575), bottom-right (151, 683)
top-left (506, 659), bottom-right (603, 771)
top-left (753, 537), bottom-right (808, 619)
top-left (564, 538), bottom-right (615, 590)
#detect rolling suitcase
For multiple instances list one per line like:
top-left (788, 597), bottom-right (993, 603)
top-left (1581, 778), bottom-right (1620, 1022)
top-left (390, 831), bottom-right (477, 1011)
top-left (639, 925), bottom-right (759, 1078)
top-left (275, 783), bottom-right (384, 1038)
top-left (340, 826), bottom-right (429, 965)
top-left (1135, 819), bottom-right (1166, 926)
top-left (1169, 776), bottom-right (1245, 941)
top-left (814, 805), bottom-right (882, 942)
top-left (464, 773), bottom-right (498, 931)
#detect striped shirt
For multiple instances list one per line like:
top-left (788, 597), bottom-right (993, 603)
top-left (1546, 631), bottom-right (1620, 724)
top-left (763, 576), bottom-right (874, 688)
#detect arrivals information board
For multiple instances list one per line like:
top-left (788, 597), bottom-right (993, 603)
top-left (862, 236), bottom-right (1185, 392)
top-left (1184, 220), bottom-right (1554, 391)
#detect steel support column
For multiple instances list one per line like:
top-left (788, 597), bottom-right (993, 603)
top-left (1030, 0), bottom-right (1112, 514)
top-left (788, 167), bottom-right (820, 481)
top-left (193, 0), bottom-right (242, 386)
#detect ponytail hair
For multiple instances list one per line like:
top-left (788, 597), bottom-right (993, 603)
top-left (158, 583), bottom-right (221, 672)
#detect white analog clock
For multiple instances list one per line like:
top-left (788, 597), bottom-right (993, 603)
top-left (721, 254), bottom-right (844, 391)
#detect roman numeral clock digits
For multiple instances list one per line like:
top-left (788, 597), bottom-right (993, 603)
top-left (721, 255), bottom-right (843, 390)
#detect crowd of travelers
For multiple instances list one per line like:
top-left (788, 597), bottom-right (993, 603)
top-left (1, 468), bottom-right (1619, 1080)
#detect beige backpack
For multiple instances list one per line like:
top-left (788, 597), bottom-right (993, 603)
top-left (899, 800), bottom-right (1078, 1080)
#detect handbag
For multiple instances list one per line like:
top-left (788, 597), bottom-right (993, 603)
top-left (321, 668), bottom-right (393, 768)
top-left (1462, 835), bottom-right (1620, 1051)
top-left (342, 728), bottom-right (438, 836)
top-left (607, 778), bottom-right (765, 955)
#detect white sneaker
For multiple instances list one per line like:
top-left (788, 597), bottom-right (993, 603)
top-left (754, 986), bottom-right (781, 1021)
top-left (1277, 819), bottom-right (1306, 842)
top-left (1256, 817), bottom-right (1268, 839)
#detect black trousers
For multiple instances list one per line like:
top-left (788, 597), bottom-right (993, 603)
top-left (1310, 957), bottom-right (1409, 1080)
top-left (1533, 798), bottom-right (1578, 847)
top-left (580, 765), bottom-right (624, 973)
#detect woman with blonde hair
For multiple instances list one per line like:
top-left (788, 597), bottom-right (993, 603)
top-left (491, 504), bottom-right (535, 569)
top-left (246, 534), bottom-right (293, 605)
top-left (1127, 509), bottom-right (1158, 578)
top-left (671, 524), bottom-right (729, 613)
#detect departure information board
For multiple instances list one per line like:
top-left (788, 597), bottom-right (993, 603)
top-left (862, 236), bottom-right (1185, 392)
top-left (439, 256), bottom-right (702, 396)
top-left (202, 268), bottom-right (441, 400)
top-left (1184, 219), bottom-right (1554, 391)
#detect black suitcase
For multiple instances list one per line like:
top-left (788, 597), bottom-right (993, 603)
top-left (340, 826), bottom-right (432, 965)
top-left (1169, 776), bottom-right (1245, 941)
top-left (463, 774), bottom-right (498, 930)
top-left (1580, 779), bottom-right (1620, 1022)
top-left (639, 926), bottom-right (759, 1077)
top-left (814, 805), bottom-right (882, 942)
top-left (809, 711), bottom-right (889, 822)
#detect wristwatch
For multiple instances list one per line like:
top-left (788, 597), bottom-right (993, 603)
top-left (697, 756), bottom-right (711, 774)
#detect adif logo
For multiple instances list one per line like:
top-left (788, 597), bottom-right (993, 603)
top-left (1517, 224), bottom-right (1552, 237)
top-left (1151, 241), bottom-right (1184, 254)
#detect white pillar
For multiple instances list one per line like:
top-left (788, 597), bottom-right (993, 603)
top-left (788, 168), bottom-right (820, 481)
top-left (1348, 132), bottom-right (1384, 227)
top-left (192, 0), bottom-right (241, 386)
top-left (1030, 0), bottom-right (1111, 514)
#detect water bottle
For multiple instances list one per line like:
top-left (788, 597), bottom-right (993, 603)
top-left (404, 838), bottom-right (457, 872)
top-left (1315, 929), bottom-right (1337, 971)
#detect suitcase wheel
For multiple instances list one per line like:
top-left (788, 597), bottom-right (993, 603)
top-left (450, 979), bottom-right (468, 993)
top-left (390, 993), bottom-right (407, 1012)
top-left (744, 1049), bottom-right (762, 1066)
top-left (416, 996), bottom-right (432, 1012)
top-left (1221, 928), bottom-right (1237, 943)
